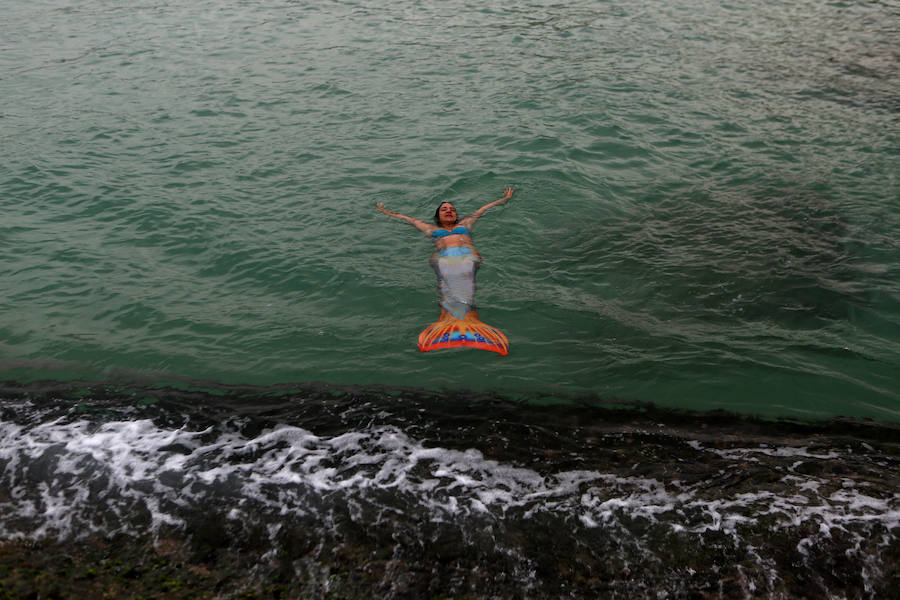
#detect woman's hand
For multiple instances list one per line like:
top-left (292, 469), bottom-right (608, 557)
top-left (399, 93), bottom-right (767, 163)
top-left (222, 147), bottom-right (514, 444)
top-left (462, 187), bottom-right (516, 226)
top-left (375, 203), bottom-right (432, 233)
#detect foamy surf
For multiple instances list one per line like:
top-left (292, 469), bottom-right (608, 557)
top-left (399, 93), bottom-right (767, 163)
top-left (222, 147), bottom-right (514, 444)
top-left (1, 385), bottom-right (897, 598)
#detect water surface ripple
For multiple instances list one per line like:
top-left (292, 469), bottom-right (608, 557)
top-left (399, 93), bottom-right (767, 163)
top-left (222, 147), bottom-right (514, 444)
top-left (2, 0), bottom-right (898, 420)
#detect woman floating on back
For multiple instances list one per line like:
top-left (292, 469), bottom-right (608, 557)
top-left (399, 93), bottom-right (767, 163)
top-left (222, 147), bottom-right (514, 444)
top-left (376, 187), bottom-right (515, 355)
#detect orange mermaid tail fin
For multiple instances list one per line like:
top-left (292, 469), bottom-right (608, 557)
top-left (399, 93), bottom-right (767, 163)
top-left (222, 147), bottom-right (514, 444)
top-left (417, 310), bottom-right (509, 356)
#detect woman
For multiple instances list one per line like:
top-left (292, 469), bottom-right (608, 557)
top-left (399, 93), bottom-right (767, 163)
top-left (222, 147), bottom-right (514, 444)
top-left (376, 187), bottom-right (515, 355)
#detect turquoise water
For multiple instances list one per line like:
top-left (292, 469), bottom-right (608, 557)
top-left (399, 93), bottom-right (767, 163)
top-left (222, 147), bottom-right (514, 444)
top-left (2, 0), bottom-right (898, 420)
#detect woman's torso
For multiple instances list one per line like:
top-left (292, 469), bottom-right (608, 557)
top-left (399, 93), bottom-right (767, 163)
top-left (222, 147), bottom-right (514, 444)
top-left (430, 225), bottom-right (480, 259)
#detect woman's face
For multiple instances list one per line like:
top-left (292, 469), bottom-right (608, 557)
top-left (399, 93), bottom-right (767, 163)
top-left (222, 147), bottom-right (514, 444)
top-left (438, 203), bottom-right (457, 226)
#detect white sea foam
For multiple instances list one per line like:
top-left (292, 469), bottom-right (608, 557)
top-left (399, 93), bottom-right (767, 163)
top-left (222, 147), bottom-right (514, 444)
top-left (686, 440), bottom-right (840, 461)
top-left (1, 418), bottom-right (897, 558)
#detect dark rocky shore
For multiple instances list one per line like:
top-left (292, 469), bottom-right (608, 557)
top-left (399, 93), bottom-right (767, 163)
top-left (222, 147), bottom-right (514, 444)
top-left (1, 382), bottom-right (898, 599)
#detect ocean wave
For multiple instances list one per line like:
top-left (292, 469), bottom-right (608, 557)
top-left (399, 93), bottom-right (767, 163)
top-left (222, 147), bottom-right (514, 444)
top-left (1, 383), bottom-right (897, 598)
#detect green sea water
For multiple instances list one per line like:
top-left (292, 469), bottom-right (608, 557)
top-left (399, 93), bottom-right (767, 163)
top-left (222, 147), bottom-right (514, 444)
top-left (2, 0), bottom-right (898, 421)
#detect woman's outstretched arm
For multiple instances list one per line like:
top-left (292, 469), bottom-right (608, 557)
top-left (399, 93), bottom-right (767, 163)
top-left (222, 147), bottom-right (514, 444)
top-left (459, 187), bottom-right (514, 227)
top-left (376, 202), bottom-right (434, 234)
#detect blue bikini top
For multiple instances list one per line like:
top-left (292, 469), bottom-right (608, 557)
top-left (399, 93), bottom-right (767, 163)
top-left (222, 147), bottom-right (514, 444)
top-left (431, 225), bottom-right (472, 239)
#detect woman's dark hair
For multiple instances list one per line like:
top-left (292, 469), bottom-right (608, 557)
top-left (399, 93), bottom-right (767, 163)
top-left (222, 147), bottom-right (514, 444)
top-left (433, 202), bottom-right (457, 226)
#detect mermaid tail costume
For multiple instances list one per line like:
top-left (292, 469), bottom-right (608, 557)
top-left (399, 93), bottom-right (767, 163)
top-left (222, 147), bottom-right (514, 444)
top-left (417, 243), bottom-right (509, 356)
